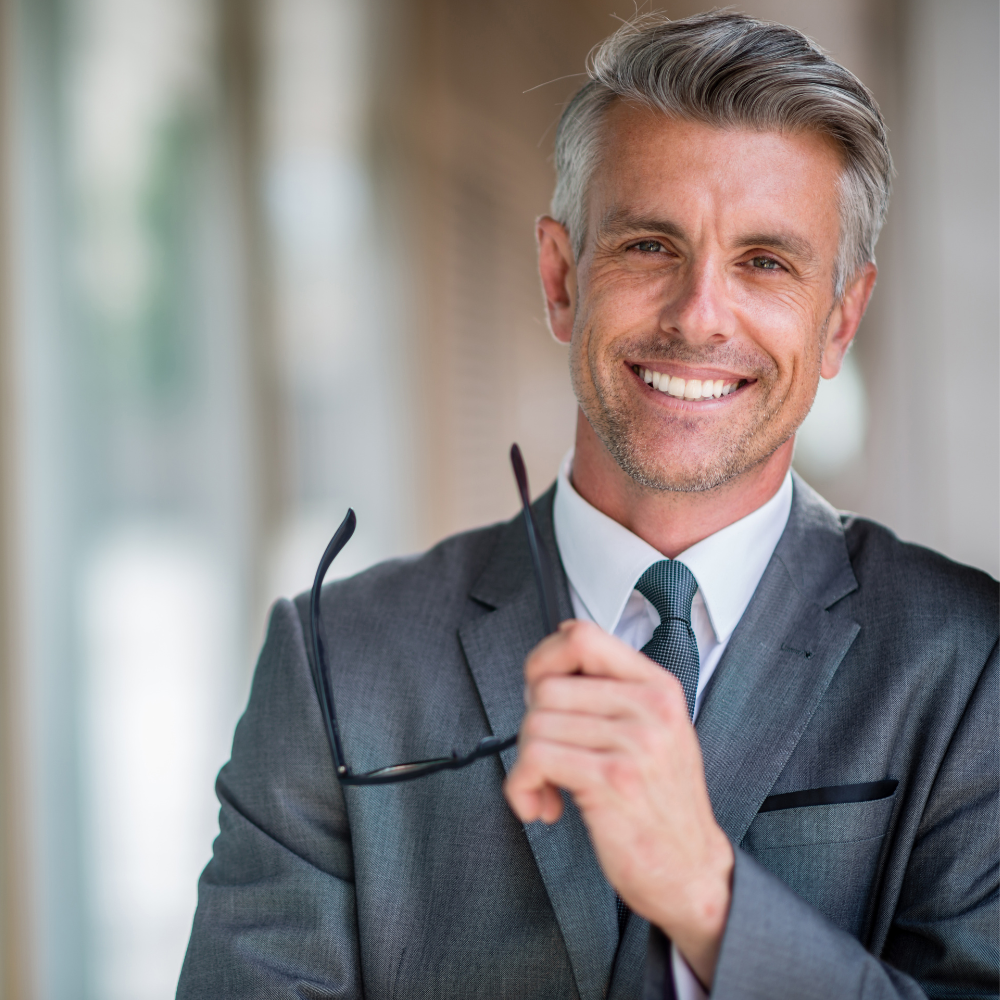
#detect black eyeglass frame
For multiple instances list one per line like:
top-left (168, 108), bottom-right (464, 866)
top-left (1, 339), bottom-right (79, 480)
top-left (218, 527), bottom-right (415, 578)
top-left (307, 443), bottom-right (561, 786)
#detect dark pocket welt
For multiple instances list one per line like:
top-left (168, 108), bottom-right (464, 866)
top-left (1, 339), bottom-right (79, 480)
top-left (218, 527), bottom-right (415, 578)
top-left (760, 779), bottom-right (898, 813)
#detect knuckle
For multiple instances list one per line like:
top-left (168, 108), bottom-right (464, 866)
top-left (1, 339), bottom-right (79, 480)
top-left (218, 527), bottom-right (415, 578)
top-left (522, 711), bottom-right (546, 740)
top-left (647, 684), bottom-right (672, 716)
top-left (634, 724), bottom-right (661, 757)
top-left (601, 755), bottom-right (638, 790)
top-left (519, 739), bottom-right (544, 769)
top-left (523, 650), bottom-right (542, 679)
top-left (566, 618), bottom-right (598, 651)
top-left (653, 676), bottom-right (686, 719)
top-left (563, 629), bottom-right (585, 660)
top-left (535, 676), bottom-right (561, 706)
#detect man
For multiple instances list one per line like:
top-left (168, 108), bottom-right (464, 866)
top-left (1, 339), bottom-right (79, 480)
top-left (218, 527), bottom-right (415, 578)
top-left (178, 11), bottom-right (998, 999)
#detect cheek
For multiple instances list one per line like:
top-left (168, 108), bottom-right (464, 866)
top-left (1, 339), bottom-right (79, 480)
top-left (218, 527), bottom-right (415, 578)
top-left (570, 300), bottom-right (622, 380)
top-left (582, 265), bottom-right (665, 334)
top-left (738, 289), bottom-right (823, 382)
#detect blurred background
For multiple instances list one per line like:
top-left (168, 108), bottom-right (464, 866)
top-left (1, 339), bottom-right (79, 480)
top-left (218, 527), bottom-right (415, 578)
top-left (0, 0), bottom-right (995, 996)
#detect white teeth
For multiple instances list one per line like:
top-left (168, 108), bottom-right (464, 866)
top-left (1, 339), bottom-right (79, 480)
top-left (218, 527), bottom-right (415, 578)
top-left (636, 367), bottom-right (743, 400)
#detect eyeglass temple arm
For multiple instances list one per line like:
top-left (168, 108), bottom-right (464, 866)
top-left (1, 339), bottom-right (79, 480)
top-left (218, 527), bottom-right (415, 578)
top-left (311, 449), bottom-right (555, 786)
top-left (510, 443), bottom-right (561, 636)
top-left (309, 509), bottom-right (356, 777)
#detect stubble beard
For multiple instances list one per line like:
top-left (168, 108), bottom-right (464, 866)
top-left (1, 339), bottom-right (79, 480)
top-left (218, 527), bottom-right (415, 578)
top-left (572, 332), bottom-right (808, 493)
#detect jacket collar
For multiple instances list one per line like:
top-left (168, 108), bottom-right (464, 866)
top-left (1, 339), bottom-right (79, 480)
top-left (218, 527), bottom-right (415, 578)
top-left (554, 451), bottom-right (794, 645)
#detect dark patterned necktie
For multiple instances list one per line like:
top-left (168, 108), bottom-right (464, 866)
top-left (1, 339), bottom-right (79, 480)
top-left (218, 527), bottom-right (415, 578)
top-left (635, 559), bottom-right (701, 721)
top-left (617, 559), bottom-right (702, 938)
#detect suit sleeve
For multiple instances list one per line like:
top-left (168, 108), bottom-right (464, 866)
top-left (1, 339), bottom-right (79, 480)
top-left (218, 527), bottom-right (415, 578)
top-left (176, 598), bottom-right (362, 999)
top-left (674, 641), bottom-right (999, 1000)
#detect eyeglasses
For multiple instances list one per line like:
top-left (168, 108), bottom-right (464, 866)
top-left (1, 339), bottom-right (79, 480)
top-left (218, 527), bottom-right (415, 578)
top-left (308, 444), bottom-right (562, 786)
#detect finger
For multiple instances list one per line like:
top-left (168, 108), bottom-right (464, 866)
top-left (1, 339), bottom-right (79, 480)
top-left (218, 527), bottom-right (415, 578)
top-left (529, 675), bottom-right (641, 715)
top-left (503, 775), bottom-right (565, 825)
top-left (504, 729), bottom-right (587, 822)
top-left (523, 708), bottom-right (643, 752)
top-left (503, 770), bottom-right (544, 823)
top-left (503, 746), bottom-right (564, 823)
top-left (527, 673), bottom-right (687, 722)
top-left (538, 782), bottom-right (564, 824)
top-left (525, 619), bottom-right (664, 687)
top-left (503, 775), bottom-right (546, 823)
top-left (506, 738), bottom-right (606, 805)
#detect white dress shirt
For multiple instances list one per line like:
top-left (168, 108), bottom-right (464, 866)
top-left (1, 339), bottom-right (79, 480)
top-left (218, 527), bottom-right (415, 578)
top-left (552, 451), bottom-right (793, 1000)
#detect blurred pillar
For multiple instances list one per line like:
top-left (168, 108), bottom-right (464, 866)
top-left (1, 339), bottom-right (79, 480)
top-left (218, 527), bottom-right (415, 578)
top-left (369, 0), bottom-right (623, 547)
top-left (0, 0), bottom-right (32, 995)
top-left (860, 0), bottom-right (999, 575)
top-left (217, 0), bottom-right (289, 627)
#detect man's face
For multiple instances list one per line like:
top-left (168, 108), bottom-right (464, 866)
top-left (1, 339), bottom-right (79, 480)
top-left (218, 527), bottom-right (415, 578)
top-left (552, 105), bottom-right (854, 492)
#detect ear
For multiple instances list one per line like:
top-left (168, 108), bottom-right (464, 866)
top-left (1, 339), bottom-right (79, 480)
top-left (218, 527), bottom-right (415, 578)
top-left (821, 262), bottom-right (877, 378)
top-left (536, 216), bottom-right (576, 344)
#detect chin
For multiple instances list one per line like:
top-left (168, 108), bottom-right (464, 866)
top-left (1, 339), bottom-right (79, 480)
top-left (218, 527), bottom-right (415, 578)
top-left (605, 419), bottom-right (793, 492)
top-left (625, 462), bottom-right (741, 494)
top-left (609, 439), bottom-right (743, 493)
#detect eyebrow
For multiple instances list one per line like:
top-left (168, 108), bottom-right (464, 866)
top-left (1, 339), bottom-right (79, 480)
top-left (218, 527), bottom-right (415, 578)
top-left (597, 209), bottom-right (685, 242)
top-left (596, 209), bottom-right (820, 266)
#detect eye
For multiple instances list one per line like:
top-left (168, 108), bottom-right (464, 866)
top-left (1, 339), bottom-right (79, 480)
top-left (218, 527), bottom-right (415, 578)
top-left (631, 239), bottom-right (667, 253)
top-left (750, 255), bottom-right (783, 271)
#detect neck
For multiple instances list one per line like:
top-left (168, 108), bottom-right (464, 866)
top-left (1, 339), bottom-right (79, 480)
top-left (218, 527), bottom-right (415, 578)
top-left (570, 410), bottom-right (793, 558)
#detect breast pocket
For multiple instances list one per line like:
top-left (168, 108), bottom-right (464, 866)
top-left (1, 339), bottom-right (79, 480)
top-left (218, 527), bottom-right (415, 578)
top-left (740, 789), bottom-right (898, 938)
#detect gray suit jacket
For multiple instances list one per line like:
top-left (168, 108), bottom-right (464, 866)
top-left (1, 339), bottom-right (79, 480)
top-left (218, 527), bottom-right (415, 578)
top-left (177, 475), bottom-right (998, 999)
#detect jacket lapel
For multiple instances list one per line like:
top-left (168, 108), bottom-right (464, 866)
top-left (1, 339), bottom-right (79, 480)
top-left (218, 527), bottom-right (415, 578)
top-left (459, 475), bottom-right (862, 995)
top-left (695, 474), bottom-right (862, 844)
top-left (459, 488), bottom-right (618, 1000)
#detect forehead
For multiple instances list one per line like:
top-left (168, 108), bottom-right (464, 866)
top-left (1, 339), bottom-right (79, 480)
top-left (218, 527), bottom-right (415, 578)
top-left (589, 102), bottom-right (843, 246)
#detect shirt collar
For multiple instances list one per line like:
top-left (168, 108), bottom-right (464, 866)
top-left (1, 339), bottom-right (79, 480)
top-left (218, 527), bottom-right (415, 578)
top-left (553, 450), bottom-right (793, 642)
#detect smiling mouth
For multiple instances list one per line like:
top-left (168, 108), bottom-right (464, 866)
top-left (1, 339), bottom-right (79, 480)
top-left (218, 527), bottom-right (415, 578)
top-left (631, 365), bottom-right (749, 400)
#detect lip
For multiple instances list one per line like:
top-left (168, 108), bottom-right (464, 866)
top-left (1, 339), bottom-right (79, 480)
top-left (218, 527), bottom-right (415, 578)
top-left (624, 360), bottom-right (750, 382)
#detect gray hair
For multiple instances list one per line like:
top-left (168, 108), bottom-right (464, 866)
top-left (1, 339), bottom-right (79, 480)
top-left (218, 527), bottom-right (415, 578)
top-left (551, 11), bottom-right (892, 298)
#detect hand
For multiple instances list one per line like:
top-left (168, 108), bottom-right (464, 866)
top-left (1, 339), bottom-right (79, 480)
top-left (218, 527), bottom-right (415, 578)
top-left (503, 620), bottom-right (734, 988)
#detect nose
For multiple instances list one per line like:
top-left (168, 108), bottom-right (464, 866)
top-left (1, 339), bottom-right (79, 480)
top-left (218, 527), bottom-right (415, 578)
top-left (659, 260), bottom-right (736, 345)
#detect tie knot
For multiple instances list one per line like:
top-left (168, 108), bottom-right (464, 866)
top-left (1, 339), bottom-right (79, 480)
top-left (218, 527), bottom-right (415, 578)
top-left (634, 560), bottom-right (698, 625)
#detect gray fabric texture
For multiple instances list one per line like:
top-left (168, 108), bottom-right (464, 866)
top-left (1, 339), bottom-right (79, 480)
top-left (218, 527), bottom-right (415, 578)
top-left (177, 474), bottom-right (998, 999)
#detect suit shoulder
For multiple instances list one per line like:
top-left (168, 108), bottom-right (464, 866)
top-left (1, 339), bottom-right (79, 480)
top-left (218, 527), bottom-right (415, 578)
top-left (291, 517), bottom-right (511, 630)
top-left (840, 513), bottom-right (998, 630)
